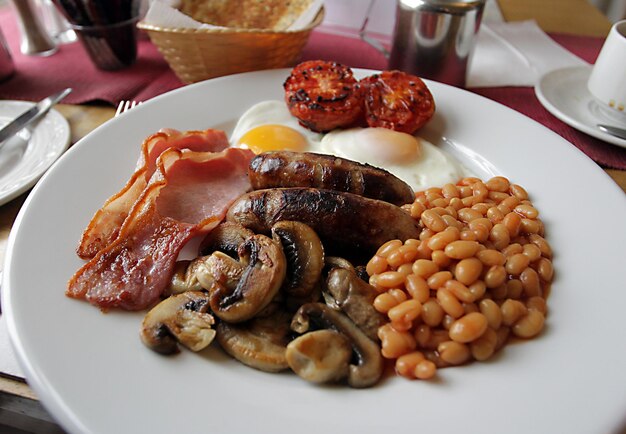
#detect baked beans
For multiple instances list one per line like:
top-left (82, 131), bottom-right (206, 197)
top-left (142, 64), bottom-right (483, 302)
top-left (421, 209), bottom-right (447, 232)
top-left (378, 323), bottom-right (416, 359)
top-left (502, 212), bottom-right (522, 237)
top-left (479, 299), bottom-right (502, 329)
top-left (414, 325), bottom-right (430, 349)
top-left (445, 240), bottom-right (480, 259)
top-left (477, 249), bottom-right (505, 267)
top-left (485, 176), bottom-right (510, 192)
top-left (412, 259), bottom-right (439, 279)
top-left (506, 279), bottom-right (524, 299)
top-left (373, 292), bottom-right (400, 313)
top-left (372, 176), bottom-right (552, 380)
top-left (490, 224), bottom-right (511, 250)
top-left (388, 299), bottom-right (422, 324)
top-left (501, 299), bottom-right (527, 326)
top-left (512, 309), bottom-right (545, 338)
top-left (449, 312), bottom-right (488, 343)
top-left (438, 341), bottom-right (471, 365)
top-left (428, 271), bottom-right (453, 289)
top-left (454, 257), bottom-right (483, 286)
top-left (468, 281), bottom-right (487, 300)
top-left (505, 253), bottom-right (530, 275)
top-left (432, 250), bottom-right (452, 268)
top-left (395, 351), bottom-right (425, 378)
top-left (414, 360), bottom-right (437, 379)
top-left (537, 258), bottom-right (554, 283)
top-left (376, 239), bottom-right (402, 258)
top-left (484, 265), bottom-right (507, 288)
top-left (422, 299), bottom-right (444, 327)
top-left (437, 288), bottom-right (465, 318)
top-left (427, 227), bottom-right (460, 250)
top-left (470, 328), bottom-right (498, 361)
top-left (405, 274), bottom-right (430, 303)
top-left (487, 206), bottom-right (505, 223)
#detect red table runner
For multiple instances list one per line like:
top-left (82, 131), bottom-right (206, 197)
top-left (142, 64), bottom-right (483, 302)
top-left (1, 7), bottom-right (625, 169)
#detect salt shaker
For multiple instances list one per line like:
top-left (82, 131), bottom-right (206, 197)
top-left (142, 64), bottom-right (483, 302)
top-left (35, 0), bottom-right (76, 44)
top-left (10, 0), bottom-right (58, 56)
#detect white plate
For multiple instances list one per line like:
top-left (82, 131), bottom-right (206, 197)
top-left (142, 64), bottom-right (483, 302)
top-left (3, 69), bottom-right (626, 434)
top-left (535, 65), bottom-right (626, 149)
top-left (0, 101), bottom-right (70, 206)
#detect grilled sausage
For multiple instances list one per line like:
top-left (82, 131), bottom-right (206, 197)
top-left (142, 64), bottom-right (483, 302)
top-left (226, 188), bottom-right (419, 253)
top-left (248, 151), bottom-right (415, 206)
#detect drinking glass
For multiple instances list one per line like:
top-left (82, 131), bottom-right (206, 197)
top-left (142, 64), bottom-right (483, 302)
top-left (51, 0), bottom-right (141, 70)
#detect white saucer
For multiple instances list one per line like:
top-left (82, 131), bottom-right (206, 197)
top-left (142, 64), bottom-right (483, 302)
top-left (535, 66), bottom-right (626, 149)
top-left (0, 101), bottom-right (70, 206)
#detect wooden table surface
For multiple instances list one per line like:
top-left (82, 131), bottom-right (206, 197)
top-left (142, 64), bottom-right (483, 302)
top-left (0, 0), bottom-right (624, 419)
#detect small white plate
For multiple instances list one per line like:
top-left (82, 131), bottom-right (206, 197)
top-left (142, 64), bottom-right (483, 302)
top-left (0, 101), bottom-right (71, 206)
top-left (535, 66), bottom-right (626, 149)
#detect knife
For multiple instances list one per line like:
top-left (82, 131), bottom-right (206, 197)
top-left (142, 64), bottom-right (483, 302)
top-left (597, 124), bottom-right (626, 140)
top-left (0, 88), bottom-right (72, 148)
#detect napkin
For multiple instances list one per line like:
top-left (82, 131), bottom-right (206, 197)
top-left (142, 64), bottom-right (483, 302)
top-left (467, 20), bottom-right (589, 88)
top-left (143, 0), bottom-right (323, 31)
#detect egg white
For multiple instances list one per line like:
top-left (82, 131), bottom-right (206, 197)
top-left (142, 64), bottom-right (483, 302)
top-left (320, 128), bottom-right (468, 191)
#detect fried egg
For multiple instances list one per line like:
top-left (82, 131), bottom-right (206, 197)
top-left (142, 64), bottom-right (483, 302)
top-left (231, 100), bottom-right (470, 191)
top-left (230, 100), bottom-right (323, 154)
top-left (319, 127), bottom-right (468, 191)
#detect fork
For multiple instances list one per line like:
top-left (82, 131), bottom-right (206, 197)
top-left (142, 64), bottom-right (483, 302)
top-left (115, 100), bottom-right (141, 116)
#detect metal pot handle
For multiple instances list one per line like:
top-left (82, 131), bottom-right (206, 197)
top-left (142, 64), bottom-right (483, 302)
top-left (359, 0), bottom-right (390, 59)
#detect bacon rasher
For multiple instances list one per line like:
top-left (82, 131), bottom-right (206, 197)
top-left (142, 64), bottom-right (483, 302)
top-left (67, 147), bottom-right (254, 311)
top-left (76, 129), bottom-right (229, 259)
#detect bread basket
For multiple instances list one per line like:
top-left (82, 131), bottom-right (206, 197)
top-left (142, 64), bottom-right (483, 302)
top-left (137, 8), bottom-right (324, 84)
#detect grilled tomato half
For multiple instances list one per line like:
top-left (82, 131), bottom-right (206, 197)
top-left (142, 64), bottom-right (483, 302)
top-left (361, 70), bottom-right (435, 134)
top-left (283, 60), bottom-right (363, 133)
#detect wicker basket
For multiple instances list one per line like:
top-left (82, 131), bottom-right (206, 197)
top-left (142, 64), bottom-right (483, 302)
top-left (138, 8), bottom-right (324, 84)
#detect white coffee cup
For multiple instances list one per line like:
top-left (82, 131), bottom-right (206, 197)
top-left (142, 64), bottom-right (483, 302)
top-left (587, 20), bottom-right (626, 124)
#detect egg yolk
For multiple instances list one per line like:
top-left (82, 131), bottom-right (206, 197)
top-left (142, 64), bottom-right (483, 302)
top-left (237, 124), bottom-right (308, 154)
top-left (358, 128), bottom-right (421, 164)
